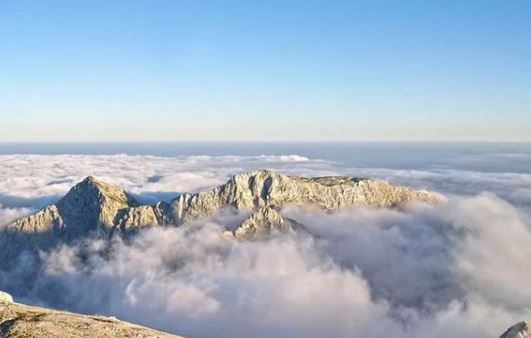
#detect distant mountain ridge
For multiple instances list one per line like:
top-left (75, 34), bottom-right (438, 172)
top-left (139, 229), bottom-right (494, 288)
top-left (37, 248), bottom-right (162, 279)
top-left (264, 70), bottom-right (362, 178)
top-left (4, 169), bottom-right (443, 242)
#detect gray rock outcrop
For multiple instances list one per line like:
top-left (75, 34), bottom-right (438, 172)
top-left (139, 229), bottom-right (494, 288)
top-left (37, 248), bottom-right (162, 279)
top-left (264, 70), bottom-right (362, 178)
top-left (499, 321), bottom-right (530, 338)
top-left (225, 206), bottom-right (300, 239)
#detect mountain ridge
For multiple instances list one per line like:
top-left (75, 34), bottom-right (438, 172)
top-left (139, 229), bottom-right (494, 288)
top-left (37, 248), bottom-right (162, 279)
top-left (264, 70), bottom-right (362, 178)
top-left (5, 169), bottom-right (443, 242)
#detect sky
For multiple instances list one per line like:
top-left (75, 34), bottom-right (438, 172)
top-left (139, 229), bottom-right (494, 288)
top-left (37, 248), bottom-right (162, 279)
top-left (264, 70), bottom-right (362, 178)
top-left (0, 0), bottom-right (530, 142)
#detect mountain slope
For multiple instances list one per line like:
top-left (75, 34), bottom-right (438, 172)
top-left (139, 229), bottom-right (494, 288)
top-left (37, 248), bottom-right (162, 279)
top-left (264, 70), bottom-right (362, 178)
top-left (224, 206), bottom-right (302, 239)
top-left (0, 293), bottom-right (183, 338)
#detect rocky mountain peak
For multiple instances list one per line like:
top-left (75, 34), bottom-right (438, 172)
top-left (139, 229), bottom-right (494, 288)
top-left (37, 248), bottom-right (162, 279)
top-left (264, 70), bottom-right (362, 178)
top-left (83, 175), bottom-right (98, 183)
top-left (5, 176), bottom-right (139, 242)
top-left (5, 170), bottom-right (443, 244)
top-left (56, 176), bottom-right (138, 229)
top-left (65, 176), bottom-right (135, 207)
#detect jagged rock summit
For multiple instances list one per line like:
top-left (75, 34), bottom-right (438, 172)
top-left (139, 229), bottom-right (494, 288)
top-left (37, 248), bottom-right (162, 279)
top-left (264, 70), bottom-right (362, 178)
top-left (0, 294), bottom-right (183, 338)
top-left (7, 176), bottom-right (139, 236)
top-left (499, 321), bottom-right (530, 338)
top-left (6, 170), bottom-right (442, 240)
top-left (170, 169), bottom-right (441, 225)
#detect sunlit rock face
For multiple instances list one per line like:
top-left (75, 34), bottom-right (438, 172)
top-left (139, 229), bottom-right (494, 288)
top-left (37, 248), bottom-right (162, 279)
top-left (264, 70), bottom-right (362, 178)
top-left (169, 169), bottom-right (442, 224)
top-left (0, 297), bottom-right (184, 338)
top-left (117, 202), bottom-right (171, 231)
top-left (4, 169), bottom-right (442, 242)
top-left (499, 321), bottom-right (530, 338)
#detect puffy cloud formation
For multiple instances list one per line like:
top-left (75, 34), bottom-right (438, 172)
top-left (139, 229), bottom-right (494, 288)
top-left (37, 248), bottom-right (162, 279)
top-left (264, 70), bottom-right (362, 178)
top-left (1, 154), bottom-right (531, 338)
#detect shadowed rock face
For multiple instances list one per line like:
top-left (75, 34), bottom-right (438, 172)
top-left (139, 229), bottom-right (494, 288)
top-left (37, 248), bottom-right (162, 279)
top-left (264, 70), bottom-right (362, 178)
top-left (499, 321), bottom-right (530, 338)
top-left (4, 169), bottom-right (443, 243)
top-left (0, 294), bottom-right (183, 338)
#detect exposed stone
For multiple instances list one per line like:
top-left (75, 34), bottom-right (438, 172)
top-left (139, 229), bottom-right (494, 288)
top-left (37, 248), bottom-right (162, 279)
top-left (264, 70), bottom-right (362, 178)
top-left (116, 202), bottom-right (172, 230)
top-left (0, 291), bottom-right (13, 304)
top-left (230, 206), bottom-right (300, 239)
top-left (499, 321), bottom-right (530, 338)
top-left (169, 169), bottom-right (443, 225)
top-left (117, 205), bottom-right (159, 230)
top-left (0, 300), bottom-right (183, 338)
top-left (7, 176), bottom-right (139, 237)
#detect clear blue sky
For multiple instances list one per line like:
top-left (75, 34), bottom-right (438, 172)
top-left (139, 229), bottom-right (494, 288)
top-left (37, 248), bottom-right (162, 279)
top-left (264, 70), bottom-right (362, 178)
top-left (1, 0), bottom-right (530, 142)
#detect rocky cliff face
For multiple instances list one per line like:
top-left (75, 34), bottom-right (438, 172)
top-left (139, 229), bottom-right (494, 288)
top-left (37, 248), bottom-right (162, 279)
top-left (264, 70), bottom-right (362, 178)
top-left (5, 170), bottom-right (442, 242)
top-left (499, 321), bottom-right (530, 338)
top-left (0, 291), bottom-right (183, 338)
top-left (169, 170), bottom-right (441, 225)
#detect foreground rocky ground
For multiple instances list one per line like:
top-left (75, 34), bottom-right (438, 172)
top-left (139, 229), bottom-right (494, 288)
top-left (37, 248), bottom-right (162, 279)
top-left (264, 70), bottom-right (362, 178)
top-left (0, 292), bottom-right (182, 338)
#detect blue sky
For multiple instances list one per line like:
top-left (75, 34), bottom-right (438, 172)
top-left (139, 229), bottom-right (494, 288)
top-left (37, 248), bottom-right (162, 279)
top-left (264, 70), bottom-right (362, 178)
top-left (1, 0), bottom-right (530, 142)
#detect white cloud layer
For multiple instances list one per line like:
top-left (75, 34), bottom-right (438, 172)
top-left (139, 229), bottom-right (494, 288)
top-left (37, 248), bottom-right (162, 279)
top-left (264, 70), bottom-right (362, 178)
top-left (0, 154), bottom-right (334, 208)
top-left (1, 154), bottom-right (531, 338)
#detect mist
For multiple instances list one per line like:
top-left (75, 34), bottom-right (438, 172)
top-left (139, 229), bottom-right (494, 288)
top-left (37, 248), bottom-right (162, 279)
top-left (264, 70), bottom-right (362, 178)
top-left (1, 153), bottom-right (530, 337)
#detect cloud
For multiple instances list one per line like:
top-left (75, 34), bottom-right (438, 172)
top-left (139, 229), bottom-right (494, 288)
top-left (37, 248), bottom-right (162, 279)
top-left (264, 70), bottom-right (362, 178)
top-left (0, 204), bottom-right (32, 229)
top-left (0, 154), bottom-right (336, 210)
top-left (14, 223), bottom-right (396, 338)
top-left (1, 153), bottom-right (531, 337)
top-left (448, 194), bottom-right (531, 309)
top-left (0, 195), bottom-right (529, 338)
top-left (284, 204), bottom-right (459, 310)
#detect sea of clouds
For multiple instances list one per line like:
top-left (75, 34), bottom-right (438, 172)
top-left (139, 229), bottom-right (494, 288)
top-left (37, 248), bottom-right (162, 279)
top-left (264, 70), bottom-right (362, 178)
top-left (1, 153), bottom-right (531, 338)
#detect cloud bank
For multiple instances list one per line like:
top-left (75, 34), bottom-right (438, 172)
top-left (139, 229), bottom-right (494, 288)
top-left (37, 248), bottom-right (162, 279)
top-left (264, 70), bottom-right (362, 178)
top-left (1, 154), bottom-right (531, 338)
